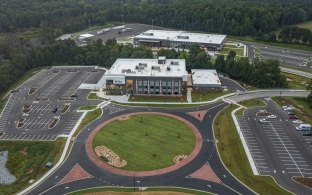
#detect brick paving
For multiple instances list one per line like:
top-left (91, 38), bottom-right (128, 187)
top-left (85, 112), bottom-right (203, 177)
top-left (186, 110), bottom-right (208, 122)
top-left (58, 163), bottom-right (93, 185)
top-left (189, 163), bottom-right (222, 184)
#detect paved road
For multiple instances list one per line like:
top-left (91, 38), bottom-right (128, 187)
top-left (27, 101), bottom-right (256, 195)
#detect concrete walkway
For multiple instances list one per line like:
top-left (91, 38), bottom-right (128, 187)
top-left (187, 88), bottom-right (192, 103)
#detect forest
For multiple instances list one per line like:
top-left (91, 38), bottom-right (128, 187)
top-left (0, 0), bottom-right (309, 95)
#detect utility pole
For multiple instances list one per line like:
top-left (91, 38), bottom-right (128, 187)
top-left (152, 19), bottom-right (154, 29)
top-left (88, 19), bottom-right (91, 31)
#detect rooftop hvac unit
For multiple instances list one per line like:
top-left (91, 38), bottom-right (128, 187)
top-left (135, 66), bottom-right (138, 69)
top-left (143, 32), bottom-right (154, 36)
top-left (139, 63), bottom-right (147, 67)
top-left (170, 61), bottom-right (179, 65)
top-left (167, 66), bottom-right (171, 71)
top-left (177, 35), bottom-right (189, 39)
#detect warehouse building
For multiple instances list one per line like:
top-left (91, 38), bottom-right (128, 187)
top-left (134, 30), bottom-right (226, 51)
top-left (103, 57), bottom-right (188, 96)
top-left (191, 69), bottom-right (222, 91)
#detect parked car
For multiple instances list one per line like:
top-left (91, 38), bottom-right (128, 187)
top-left (260, 118), bottom-right (269, 123)
top-left (287, 112), bottom-right (295, 115)
top-left (292, 120), bottom-right (303, 124)
top-left (303, 132), bottom-right (312, 136)
top-left (289, 115), bottom-right (298, 120)
top-left (266, 114), bottom-right (277, 119)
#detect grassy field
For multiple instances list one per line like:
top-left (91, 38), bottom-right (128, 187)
top-left (73, 108), bottom-right (102, 138)
top-left (115, 102), bottom-right (203, 108)
top-left (220, 47), bottom-right (244, 57)
top-left (273, 20), bottom-right (312, 35)
top-left (239, 99), bottom-right (266, 108)
top-left (69, 187), bottom-right (212, 195)
top-left (281, 64), bottom-right (312, 74)
top-left (272, 96), bottom-right (312, 125)
top-left (0, 139), bottom-right (65, 194)
top-left (88, 92), bottom-right (106, 100)
top-left (78, 105), bottom-right (97, 110)
top-left (191, 91), bottom-right (232, 102)
top-left (213, 106), bottom-right (291, 195)
top-left (283, 72), bottom-right (311, 90)
top-left (93, 114), bottom-right (195, 171)
top-left (228, 36), bottom-right (312, 52)
top-left (129, 95), bottom-right (187, 103)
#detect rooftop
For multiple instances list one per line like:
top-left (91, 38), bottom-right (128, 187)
top-left (135, 30), bottom-right (226, 45)
top-left (191, 69), bottom-right (221, 85)
top-left (106, 57), bottom-right (188, 79)
top-left (78, 33), bottom-right (94, 38)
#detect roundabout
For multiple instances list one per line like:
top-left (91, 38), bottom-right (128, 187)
top-left (86, 112), bottom-right (203, 176)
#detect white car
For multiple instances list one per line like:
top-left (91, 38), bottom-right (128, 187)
top-left (259, 118), bottom-right (269, 123)
top-left (266, 115), bottom-right (277, 119)
top-left (292, 120), bottom-right (303, 124)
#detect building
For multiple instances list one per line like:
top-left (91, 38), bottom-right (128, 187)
top-left (191, 69), bottom-right (221, 91)
top-left (77, 33), bottom-right (94, 43)
top-left (134, 30), bottom-right (226, 51)
top-left (103, 57), bottom-right (188, 96)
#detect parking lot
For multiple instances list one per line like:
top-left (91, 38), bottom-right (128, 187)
top-left (245, 42), bottom-right (312, 68)
top-left (0, 66), bottom-right (105, 141)
top-left (236, 99), bottom-right (312, 193)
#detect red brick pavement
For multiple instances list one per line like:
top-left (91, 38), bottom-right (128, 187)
top-left (85, 112), bottom-right (203, 177)
top-left (186, 110), bottom-right (208, 122)
top-left (189, 163), bottom-right (222, 184)
top-left (58, 163), bottom-right (93, 185)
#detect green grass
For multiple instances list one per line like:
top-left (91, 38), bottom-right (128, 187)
top-left (272, 96), bottom-right (312, 125)
top-left (0, 139), bottom-right (65, 194)
top-left (220, 47), bottom-right (244, 56)
top-left (283, 72), bottom-right (311, 90)
top-left (228, 36), bottom-right (312, 52)
top-left (273, 20), bottom-right (312, 36)
top-left (239, 99), bottom-right (266, 108)
top-left (213, 106), bottom-right (291, 195)
top-left (191, 91), bottom-right (232, 102)
top-left (93, 114), bottom-right (195, 171)
top-left (69, 186), bottom-right (212, 195)
top-left (88, 92), bottom-right (106, 100)
top-left (78, 105), bottom-right (97, 111)
top-left (73, 108), bottom-right (102, 138)
top-left (115, 102), bottom-right (204, 108)
top-left (129, 95), bottom-right (187, 103)
top-left (280, 64), bottom-right (312, 74)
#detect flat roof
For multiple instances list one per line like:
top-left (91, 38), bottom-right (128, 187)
top-left (106, 58), bottom-right (188, 79)
top-left (79, 33), bottom-right (94, 38)
top-left (191, 69), bottom-right (221, 85)
top-left (135, 30), bottom-right (226, 45)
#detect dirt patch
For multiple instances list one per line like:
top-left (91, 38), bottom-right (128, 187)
top-left (85, 192), bottom-right (190, 195)
top-left (28, 87), bottom-right (37, 95)
top-left (61, 104), bottom-right (70, 114)
top-left (292, 176), bottom-right (312, 189)
top-left (95, 146), bottom-right (127, 168)
top-left (173, 154), bottom-right (187, 164)
top-left (256, 112), bottom-right (270, 117)
top-left (48, 118), bottom-right (59, 129)
top-left (20, 147), bottom-right (28, 156)
top-left (26, 169), bottom-right (33, 175)
top-left (117, 115), bottom-right (130, 121)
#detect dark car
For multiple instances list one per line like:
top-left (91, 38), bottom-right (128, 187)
top-left (289, 115), bottom-right (298, 120)
top-left (287, 112), bottom-right (295, 115)
top-left (303, 132), bottom-right (312, 136)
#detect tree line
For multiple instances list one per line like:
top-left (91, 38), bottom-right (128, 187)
top-left (0, 0), bottom-right (312, 37)
top-left (255, 26), bottom-right (312, 44)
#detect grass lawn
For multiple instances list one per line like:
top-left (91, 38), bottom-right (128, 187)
top-left (116, 102), bottom-right (203, 108)
top-left (0, 139), bottom-right (65, 194)
top-left (283, 72), bottom-right (310, 90)
top-left (129, 95), bottom-right (187, 103)
top-left (272, 96), bottom-right (312, 125)
top-left (213, 106), bottom-right (291, 195)
top-left (69, 187), bottom-right (212, 195)
top-left (93, 114), bottom-right (195, 171)
top-left (78, 105), bottom-right (97, 111)
top-left (220, 47), bottom-right (244, 56)
top-left (191, 91), bottom-right (232, 102)
top-left (88, 92), bottom-right (106, 100)
top-left (73, 108), bottom-right (102, 138)
top-left (239, 99), bottom-right (266, 108)
top-left (281, 64), bottom-right (312, 74)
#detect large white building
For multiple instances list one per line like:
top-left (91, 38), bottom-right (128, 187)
top-left (103, 57), bottom-right (188, 96)
top-left (134, 30), bottom-right (226, 51)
